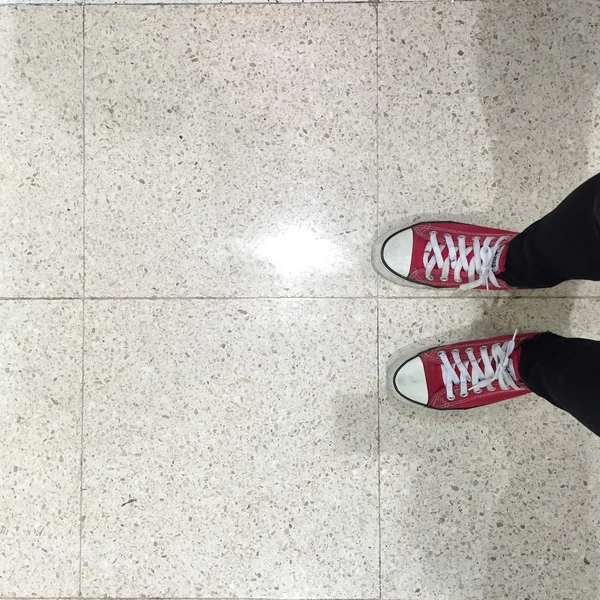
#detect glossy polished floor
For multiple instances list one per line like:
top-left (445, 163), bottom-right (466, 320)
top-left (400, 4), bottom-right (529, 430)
top-left (2, 0), bottom-right (600, 598)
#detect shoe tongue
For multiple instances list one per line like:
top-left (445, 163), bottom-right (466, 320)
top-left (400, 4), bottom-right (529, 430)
top-left (454, 344), bottom-right (516, 389)
top-left (435, 235), bottom-right (504, 271)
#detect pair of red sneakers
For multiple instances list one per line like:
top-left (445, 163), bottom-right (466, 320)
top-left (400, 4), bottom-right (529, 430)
top-left (373, 221), bottom-right (538, 410)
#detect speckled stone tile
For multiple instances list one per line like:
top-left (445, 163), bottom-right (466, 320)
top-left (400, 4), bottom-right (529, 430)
top-left (379, 298), bottom-right (600, 600)
top-left (89, 0), bottom-right (363, 4)
top-left (0, 8), bottom-right (82, 296)
top-left (1, 0), bottom-right (76, 3)
top-left (0, 301), bottom-right (82, 595)
top-left (82, 299), bottom-right (378, 597)
top-left (0, 0), bottom-right (80, 4)
top-left (378, 1), bottom-right (600, 298)
top-left (85, 6), bottom-right (376, 298)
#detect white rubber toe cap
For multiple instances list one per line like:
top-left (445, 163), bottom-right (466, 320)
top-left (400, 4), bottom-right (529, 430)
top-left (382, 228), bottom-right (413, 278)
top-left (393, 356), bottom-right (428, 405)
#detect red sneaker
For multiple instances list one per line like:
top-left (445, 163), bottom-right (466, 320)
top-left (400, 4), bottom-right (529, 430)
top-left (388, 332), bottom-right (539, 409)
top-left (372, 221), bottom-right (518, 290)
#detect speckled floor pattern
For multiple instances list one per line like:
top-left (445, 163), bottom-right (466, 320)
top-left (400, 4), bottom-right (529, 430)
top-left (1, 1), bottom-right (600, 599)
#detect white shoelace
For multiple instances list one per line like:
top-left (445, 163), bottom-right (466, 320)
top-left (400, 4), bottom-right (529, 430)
top-left (423, 231), bottom-right (510, 290)
top-left (439, 331), bottom-right (521, 401)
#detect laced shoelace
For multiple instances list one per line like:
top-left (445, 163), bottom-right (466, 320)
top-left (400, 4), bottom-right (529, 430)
top-left (423, 231), bottom-right (510, 290)
top-left (438, 331), bottom-right (521, 401)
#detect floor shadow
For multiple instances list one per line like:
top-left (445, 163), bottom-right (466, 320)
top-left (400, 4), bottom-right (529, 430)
top-left (379, 1), bottom-right (600, 597)
top-left (469, 2), bottom-right (600, 596)
top-left (382, 297), bottom-right (600, 599)
top-left (474, 0), bottom-right (600, 300)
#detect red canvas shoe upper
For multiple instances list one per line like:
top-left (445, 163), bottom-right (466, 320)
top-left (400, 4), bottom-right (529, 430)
top-left (386, 221), bottom-right (517, 290)
top-left (392, 332), bottom-right (539, 409)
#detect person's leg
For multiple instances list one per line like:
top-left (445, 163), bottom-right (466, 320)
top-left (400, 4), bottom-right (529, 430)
top-left (388, 330), bottom-right (600, 438)
top-left (372, 172), bottom-right (600, 291)
top-left (501, 172), bottom-right (600, 288)
top-left (519, 332), bottom-right (600, 437)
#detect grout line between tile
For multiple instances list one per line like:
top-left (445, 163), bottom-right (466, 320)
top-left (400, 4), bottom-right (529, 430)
top-left (83, 0), bottom-right (369, 4)
top-left (366, 295), bottom-right (600, 301)
top-left (78, 299), bottom-right (86, 596)
top-left (0, 0), bottom-right (550, 6)
top-left (17, 0), bottom-right (374, 5)
top-left (2, 295), bottom-right (600, 301)
top-left (78, 4), bottom-right (86, 595)
top-left (84, 295), bottom-right (379, 300)
top-left (376, 301), bottom-right (382, 600)
top-left (374, 1), bottom-right (382, 599)
top-left (82, 3), bottom-right (87, 297)
top-left (0, 297), bottom-right (83, 301)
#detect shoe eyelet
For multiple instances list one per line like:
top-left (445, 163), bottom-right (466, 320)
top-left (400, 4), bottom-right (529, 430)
top-left (447, 395), bottom-right (455, 401)
top-left (456, 277), bottom-right (463, 283)
top-left (481, 345), bottom-right (487, 351)
top-left (440, 276), bottom-right (448, 282)
top-left (458, 235), bottom-right (466, 240)
top-left (460, 391), bottom-right (468, 398)
top-left (474, 389), bottom-right (483, 395)
top-left (426, 274), bottom-right (434, 281)
top-left (437, 350), bottom-right (444, 357)
top-left (431, 231), bottom-right (437, 236)
top-left (466, 347), bottom-right (473, 353)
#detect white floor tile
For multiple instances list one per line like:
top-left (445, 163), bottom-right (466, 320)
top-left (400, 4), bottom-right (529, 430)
top-left (87, 0), bottom-right (364, 4)
top-left (0, 301), bottom-right (82, 595)
top-left (0, 0), bottom-right (80, 6)
top-left (380, 298), bottom-right (600, 600)
top-left (378, 0), bottom-right (600, 298)
top-left (85, 5), bottom-right (377, 298)
top-left (0, 8), bottom-right (82, 295)
top-left (82, 299), bottom-right (378, 597)
top-left (2, 0), bottom-right (600, 596)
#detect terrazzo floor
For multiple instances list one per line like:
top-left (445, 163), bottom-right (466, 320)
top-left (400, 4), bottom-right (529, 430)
top-left (2, 0), bottom-right (600, 598)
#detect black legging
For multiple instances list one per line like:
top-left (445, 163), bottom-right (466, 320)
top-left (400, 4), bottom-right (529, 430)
top-left (501, 173), bottom-right (600, 436)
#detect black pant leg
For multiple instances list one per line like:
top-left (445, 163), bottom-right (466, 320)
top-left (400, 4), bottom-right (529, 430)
top-left (501, 172), bottom-right (600, 288)
top-left (519, 332), bottom-right (600, 437)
